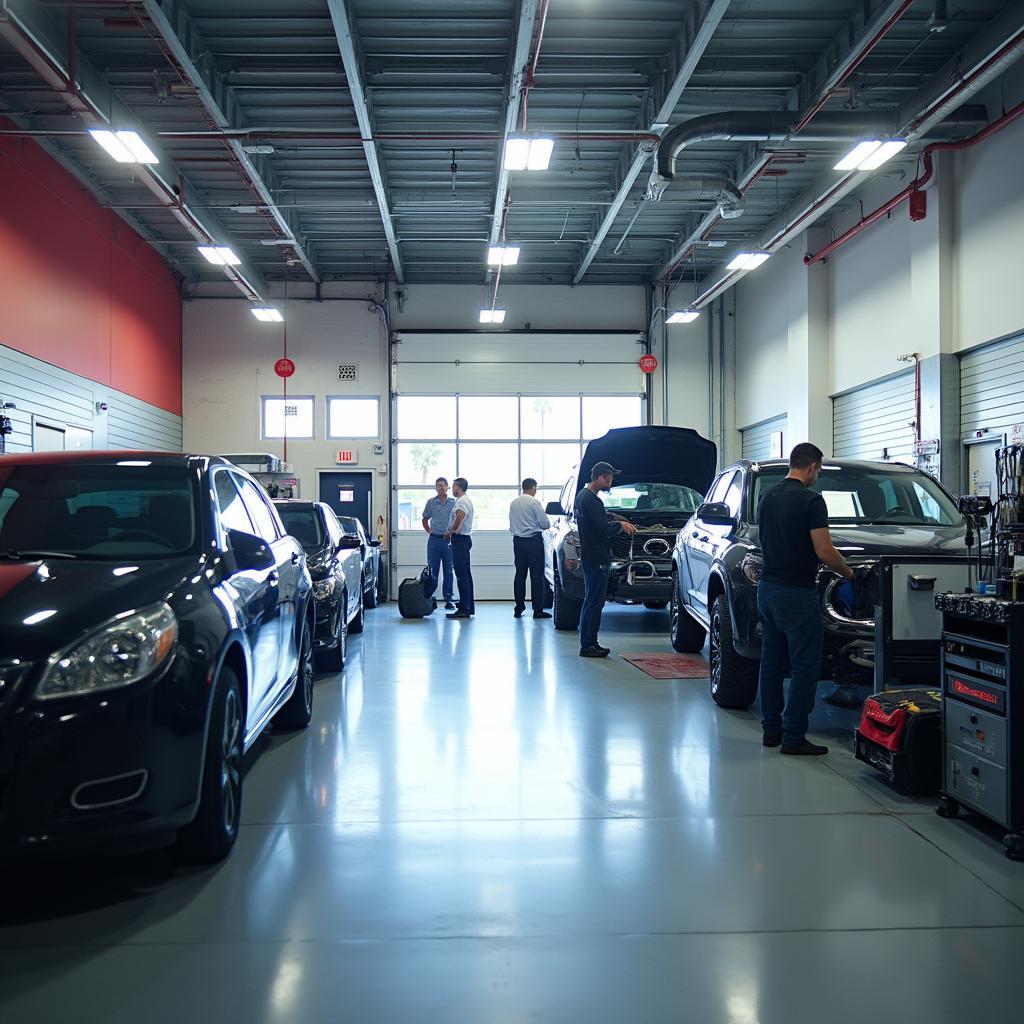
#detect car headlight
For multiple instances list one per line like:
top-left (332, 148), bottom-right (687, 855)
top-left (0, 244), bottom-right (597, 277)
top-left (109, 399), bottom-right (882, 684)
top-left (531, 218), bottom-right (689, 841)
top-left (740, 553), bottom-right (763, 584)
top-left (313, 577), bottom-right (336, 600)
top-left (36, 602), bottom-right (178, 700)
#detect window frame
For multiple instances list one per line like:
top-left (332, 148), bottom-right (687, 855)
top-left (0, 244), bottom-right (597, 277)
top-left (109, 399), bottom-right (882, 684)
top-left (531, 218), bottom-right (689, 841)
top-left (260, 394), bottom-right (316, 441)
top-left (325, 395), bottom-right (381, 440)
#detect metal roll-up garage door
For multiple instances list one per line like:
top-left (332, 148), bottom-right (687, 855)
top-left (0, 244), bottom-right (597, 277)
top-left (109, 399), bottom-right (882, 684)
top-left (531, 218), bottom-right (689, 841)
top-left (833, 370), bottom-right (915, 463)
top-left (741, 414), bottom-right (787, 460)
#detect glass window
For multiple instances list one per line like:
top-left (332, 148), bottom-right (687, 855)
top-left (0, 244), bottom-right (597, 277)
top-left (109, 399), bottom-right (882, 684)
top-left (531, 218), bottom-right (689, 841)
top-left (723, 475), bottom-right (743, 518)
top-left (604, 483), bottom-right (704, 513)
top-left (458, 443), bottom-right (520, 486)
top-left (458, 396), bottom-right (518, 439)
top-left (235, 475), bottom-right (281, 541)
top-left (396, 442), bottom-right (457, 486)
top-left (582, 395), bottom-right (642, 440)
top-left (396, 396), bottom-right (456, 439)
top-left (214, 471), bottom-right (256, 536)
top-left (323, 506), bottom-right (343, 546)
top-left (262, 395), bottom-right (314, 440)
top-left (278, 506), bottom-right (325, 551)
top-left (520, 443), bottom-right (581, 487)
top-left (520, 396), bottom-right (581, 439)
top-left (708, 471), bottom-right (735, 504)
top-left (459, 488), bottom-right (520, 531)
top-left (397, 488), bottom-right (436, 531)
top-left (327, 397), bottom-right (379, 439)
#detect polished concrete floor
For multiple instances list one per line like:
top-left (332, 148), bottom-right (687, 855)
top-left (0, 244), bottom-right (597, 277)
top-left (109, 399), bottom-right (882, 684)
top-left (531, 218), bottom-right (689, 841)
top-left (3, 603), bottom-right (1024, 1023)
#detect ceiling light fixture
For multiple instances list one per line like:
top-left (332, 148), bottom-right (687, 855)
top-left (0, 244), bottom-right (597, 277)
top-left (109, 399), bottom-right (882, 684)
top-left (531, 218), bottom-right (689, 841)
top-left (251, 307), bottom-right (284, 322)
top-left (479, 309), bottom-right (506, 324)
top-left (197, 245), bottom-right (241, 266)
top-left (88, 129), bottom-right (159, 164)
top-left (834, 139), bottom-right (907, 172)
top-left (727, 252), bottom-right (771, 272)
top-left (666, 310), bottom-right (701, 324)
top-left (503, 135), bottom-right (554, 171)
top-left (487, 245), bottom-right (521, 266)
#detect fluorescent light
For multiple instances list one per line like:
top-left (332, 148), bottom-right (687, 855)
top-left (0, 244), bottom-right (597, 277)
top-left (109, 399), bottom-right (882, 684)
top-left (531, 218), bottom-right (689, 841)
top-left (666, 309), bottom-right (701, 324)
top-left (503, 137), bottom-right (530, 170)
top-left (197, 245), bottom-right (241, 266)
top-left (503, 135), bottom-right (554, 171)
top-left (834, 140), bottom-right (883, 171)
top-left (727, 252), bottom-right (771, 272)
top-left (706, 240), bottom-right (728, 248)
top-left (858, 139), bottom-right (908, 170)
top-left (251, 307), bottom-right (284, 322)
top-left (487, 245), bottom-right (520, 266)
top-left (479, 309), bottom-right (506, 324)
top-left (526, 137), bottom-right (554, 170)
top-left (89, 129), bottom-right (159, 164)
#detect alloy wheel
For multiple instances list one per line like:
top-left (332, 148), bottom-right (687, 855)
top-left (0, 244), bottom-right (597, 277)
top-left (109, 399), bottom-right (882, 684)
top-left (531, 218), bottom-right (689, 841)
top-left (301, 630), bottom-right (314, 715)
top-left (670, 579), bottom-right (680, 643)
top-left (220, 687), bottom-right (242, 834)
top-left (709, 608), bottom-right (722, 694)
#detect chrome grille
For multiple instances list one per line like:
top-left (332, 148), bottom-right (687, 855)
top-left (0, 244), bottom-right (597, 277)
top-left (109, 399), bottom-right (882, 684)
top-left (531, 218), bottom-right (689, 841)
top-left (611, 532), bottom-right (677, 563)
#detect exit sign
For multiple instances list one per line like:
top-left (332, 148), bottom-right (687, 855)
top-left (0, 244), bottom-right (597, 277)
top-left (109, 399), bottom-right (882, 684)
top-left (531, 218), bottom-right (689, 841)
top-left (336, 449), bottom-right (358, 465)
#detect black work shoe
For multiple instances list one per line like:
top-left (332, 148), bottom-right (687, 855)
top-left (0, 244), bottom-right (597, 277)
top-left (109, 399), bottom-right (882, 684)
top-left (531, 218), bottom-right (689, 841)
top-left (595, 643), bottom-right (610, 654)
top-left (780, 740), bottom-right (829, 756)
top-left (445, 602), bottom-right (456, 611)
top-left (579, 646), bottom-right (610, 658)
top-left (762, 733), bottom-right (783, 748)
top-left (446, 611), bottom-right (471, 620)
top-left (513, 608), bottom-right (525, 618)
top-left (533, 611), bottom-right (552, 619)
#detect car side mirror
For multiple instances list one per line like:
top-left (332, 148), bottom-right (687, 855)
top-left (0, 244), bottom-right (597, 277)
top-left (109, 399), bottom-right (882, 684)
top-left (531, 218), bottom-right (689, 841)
top-left (369, 539), bottom-right (381, 547)
top-left (697, 501), bottom-right (736, 527)
top-left (227, 529), bottom-right (275, 571)
top-left (338, 535), bottom-right (361, 550)
top-left (545, 501), bottom-right (566, 516)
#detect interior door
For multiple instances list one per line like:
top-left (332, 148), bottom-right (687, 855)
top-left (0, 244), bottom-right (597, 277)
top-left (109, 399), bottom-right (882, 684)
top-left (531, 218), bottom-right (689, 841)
top-left (319, 471), bottom-right (373, 534)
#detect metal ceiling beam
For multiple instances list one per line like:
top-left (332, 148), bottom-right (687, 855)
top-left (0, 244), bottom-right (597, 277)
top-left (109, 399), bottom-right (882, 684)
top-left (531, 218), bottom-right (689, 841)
top-left (0, 0), bottom-right (266, 300)
top-left (134, 0), bottom-right (320, 283)
top-left (326, 0), bottom-right (404, 283)
top-left (572, 0), bottom-right (731, 285)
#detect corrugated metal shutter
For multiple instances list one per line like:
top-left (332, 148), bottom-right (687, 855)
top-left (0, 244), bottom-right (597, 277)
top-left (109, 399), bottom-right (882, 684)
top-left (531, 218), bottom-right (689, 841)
top-left (959, 334), bottom-right (1024, 440)
top-left (741, 414), bottom-right (787, 460)
top-left (833, 370), bottom-right (915, 462)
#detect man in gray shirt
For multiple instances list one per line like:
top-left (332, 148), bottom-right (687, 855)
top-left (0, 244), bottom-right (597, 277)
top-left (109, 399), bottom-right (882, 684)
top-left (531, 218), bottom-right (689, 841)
top-left (421, 476), bottom-right (456, 610)
top-left (508, 477), bottom-right (551, 619)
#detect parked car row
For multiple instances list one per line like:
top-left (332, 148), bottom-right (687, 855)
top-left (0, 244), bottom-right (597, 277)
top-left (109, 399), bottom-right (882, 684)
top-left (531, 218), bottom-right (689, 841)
top-left (0, 453), bottom-right (379, 864)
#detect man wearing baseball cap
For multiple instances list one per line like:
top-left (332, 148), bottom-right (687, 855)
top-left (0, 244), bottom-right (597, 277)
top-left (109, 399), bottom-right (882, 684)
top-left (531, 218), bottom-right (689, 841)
top-left (574, 461), bottom-right (638, 657)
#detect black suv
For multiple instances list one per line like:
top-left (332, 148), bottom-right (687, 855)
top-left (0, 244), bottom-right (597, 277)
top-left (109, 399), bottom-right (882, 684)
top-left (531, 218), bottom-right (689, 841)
top-left (0, 452), bottom-right (314, 861)
top-left (545, 426), bottom-right (716, 630)
top-left (670, 458), bottom-right (967, 708)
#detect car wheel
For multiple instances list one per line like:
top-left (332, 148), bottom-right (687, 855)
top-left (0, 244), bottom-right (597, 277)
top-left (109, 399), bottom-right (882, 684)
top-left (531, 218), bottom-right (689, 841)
top-left (349, 589), bottom-right (365, 635)
top-left (364, 570), bottom-right (378, 609)
top-left (643, 600), bottom-right (669, 610)
top-left (315, 596), bottom-right (347, 673)
top-left (670, 575), bottom-right (706, 653)
top-left (543, 580), bottom-right (554, 609)
top-left (709, 593), bottom-right (760, 709)
top-left (552, 566), bottom-right (581, 631)
top-left (276, 621), bottom-right (315, 729)
top-left (178, 667), bottom-right (243, 863)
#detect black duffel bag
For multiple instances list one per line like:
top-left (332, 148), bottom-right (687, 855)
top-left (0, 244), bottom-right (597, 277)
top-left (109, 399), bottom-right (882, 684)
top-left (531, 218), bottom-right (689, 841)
top-left (398, 567), bottom-right (436, 619)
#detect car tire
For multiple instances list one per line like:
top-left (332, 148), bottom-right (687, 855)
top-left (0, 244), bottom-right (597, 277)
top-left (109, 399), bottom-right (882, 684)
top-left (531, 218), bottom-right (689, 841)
top-left (364, 570), bottom-right (378, 609)
top-left (709, 593), bottom-right (760, 709)
top-left (670, 575), bottom-right (706, 653)
top-left (315, 596), bottom-right (347, 673)
top-left (275, 621), bottom-right (315, 729)
top-left (552, 566), bottom-right (581, 631)
top-left (349, 590), bottom-right (365, 635)
top-left (643, 600), bottom-right (669, 610)
top-left (178, 667), bottom-right (244, 863)
top-left (543, 580), bottom-right (554, 609)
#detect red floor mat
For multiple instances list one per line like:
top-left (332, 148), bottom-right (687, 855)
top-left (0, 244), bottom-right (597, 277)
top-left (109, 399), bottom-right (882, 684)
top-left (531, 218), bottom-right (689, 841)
top-left (621, 653), bottom-right (709, 679)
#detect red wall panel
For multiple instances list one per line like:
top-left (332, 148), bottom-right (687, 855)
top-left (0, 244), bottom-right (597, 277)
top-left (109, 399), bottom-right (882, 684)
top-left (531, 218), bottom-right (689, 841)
top-left (0, 126), bottom-right (182, 415)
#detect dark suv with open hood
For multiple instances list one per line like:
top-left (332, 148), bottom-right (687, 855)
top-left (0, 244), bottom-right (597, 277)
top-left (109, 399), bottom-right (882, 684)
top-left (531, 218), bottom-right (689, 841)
top-left (670, 458), bottom-right (967, 709)
top-left (544, 426), bottom-right (717, 630)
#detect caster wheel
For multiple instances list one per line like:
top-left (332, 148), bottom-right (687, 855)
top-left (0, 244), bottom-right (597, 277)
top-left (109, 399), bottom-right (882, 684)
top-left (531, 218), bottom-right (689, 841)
top-left (1004, 834), bottom-right (1024, 862)
top-left (936, 796), bottom-right (960, 819)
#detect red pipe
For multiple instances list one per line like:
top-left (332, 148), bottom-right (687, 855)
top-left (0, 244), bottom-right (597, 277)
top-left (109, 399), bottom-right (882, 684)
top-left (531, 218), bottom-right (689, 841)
top-left (521, 0), bottom-right (551, 131)
top-left (805, 97), bottom-right (1024, 265)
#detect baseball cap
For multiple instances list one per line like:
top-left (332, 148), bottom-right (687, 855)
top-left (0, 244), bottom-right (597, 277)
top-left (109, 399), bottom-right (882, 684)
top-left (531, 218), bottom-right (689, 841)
top-left (591, 461), bottom-right (621, 480)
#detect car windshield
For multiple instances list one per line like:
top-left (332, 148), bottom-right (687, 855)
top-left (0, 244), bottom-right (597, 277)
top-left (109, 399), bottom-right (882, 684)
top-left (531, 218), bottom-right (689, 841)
top-left (278, 508), bottom-right (325, 552)
top-left (0, 463), bottom-right (197, 559)
top-left (752, 465), bottom-right (962, 526)
top-left (602, 482), bottom-right (704, 513)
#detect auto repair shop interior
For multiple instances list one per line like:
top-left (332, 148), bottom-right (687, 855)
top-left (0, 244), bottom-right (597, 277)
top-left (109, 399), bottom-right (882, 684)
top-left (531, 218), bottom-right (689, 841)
top-left (2, 2), bottom-right (1024, 1021)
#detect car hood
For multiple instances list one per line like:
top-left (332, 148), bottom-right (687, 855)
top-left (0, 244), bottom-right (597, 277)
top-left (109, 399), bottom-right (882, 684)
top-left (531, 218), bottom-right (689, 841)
top-left (580, 426), bottom-right (717, 495)
top-left (0, 556), bottom-right (201, 661)
top-left (745, 522), bottom-right (968, 558)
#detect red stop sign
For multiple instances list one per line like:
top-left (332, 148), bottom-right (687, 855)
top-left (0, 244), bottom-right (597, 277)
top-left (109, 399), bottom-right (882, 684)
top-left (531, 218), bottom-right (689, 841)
top-left (639, 354), bottom-right (658, 374)
top-left (274, 357), bottom-right (295, 378)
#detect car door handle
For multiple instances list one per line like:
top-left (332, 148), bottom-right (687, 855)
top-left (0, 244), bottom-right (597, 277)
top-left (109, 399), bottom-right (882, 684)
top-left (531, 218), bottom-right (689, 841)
top-left (268, 571), bottom-right (280, 585)
top-left (290, 551), bottom-right (301, 565)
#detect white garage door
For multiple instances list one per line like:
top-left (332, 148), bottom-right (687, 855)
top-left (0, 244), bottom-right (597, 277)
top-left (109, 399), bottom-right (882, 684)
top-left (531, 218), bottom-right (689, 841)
top-left (960, 333), bottom-right (1024, 440)
top-left (833, 370), bottom-right (915, 463)
top-left (392, 331), bottom-right (645, 599)
top-left (741, 414), bottom-right (787, 461)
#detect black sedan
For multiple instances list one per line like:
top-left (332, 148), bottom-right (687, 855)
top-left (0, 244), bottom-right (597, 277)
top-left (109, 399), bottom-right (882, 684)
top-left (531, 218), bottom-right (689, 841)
top-left (670, 458), bottom-right (967, 708)
top-left (274, 500), bottom-right (364, 670)
top-left (0, 452), bottom-right (314, 861)
top-left (337, 515), bottom-right (384, 607)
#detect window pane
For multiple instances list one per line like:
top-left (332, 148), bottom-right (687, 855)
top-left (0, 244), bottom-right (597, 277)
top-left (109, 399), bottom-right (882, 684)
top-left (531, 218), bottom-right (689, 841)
top-left (396, 396), bottom-right (456, 439)
top-left (520, 443), bottom-right (580, 487)
top-left (520, 397), bottom-right (581, 439)
top-left (215, 471), bottom-right (255, 535)
top-left (458, 443), bottom-right (519, 486)
top-left (461, 488), bottom-right (521, 531)
top-left (582, 395), bottom-right (642, 440)
top-left (396, 488), bottom-right (435, 531)
top-left (459, 396), bottom-right (518, 439)
top-left (236, 476), bottom-right (280, 541)
top-left (263, 396), bottom-right (314, 439)
top-left (537, 488), bottom-right (563, 518)
top-left (328, 397), bottom-right (379, 439)
top-left (396, 443), bottom-right (456, 486)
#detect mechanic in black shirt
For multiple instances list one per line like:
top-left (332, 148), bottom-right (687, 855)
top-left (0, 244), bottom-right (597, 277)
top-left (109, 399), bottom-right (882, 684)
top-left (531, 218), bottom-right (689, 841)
top-left (757, 442), bottom-right (854, 755)
top-left (575, 461), bottom-right (638, 658)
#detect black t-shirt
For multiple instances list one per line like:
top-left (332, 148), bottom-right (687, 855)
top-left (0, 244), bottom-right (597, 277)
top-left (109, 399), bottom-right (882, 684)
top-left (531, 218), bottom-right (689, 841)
top-left (757, 477), bottom-right (829, 588)
top-left (574, 486), bottom-right (622, 565)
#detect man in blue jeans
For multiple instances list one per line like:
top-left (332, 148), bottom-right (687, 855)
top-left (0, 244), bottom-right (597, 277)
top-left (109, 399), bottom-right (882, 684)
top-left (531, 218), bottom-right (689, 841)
top-left (757, 442), bottom-right (854, 755)
top-left (421, 477), bottom-right (456, 610)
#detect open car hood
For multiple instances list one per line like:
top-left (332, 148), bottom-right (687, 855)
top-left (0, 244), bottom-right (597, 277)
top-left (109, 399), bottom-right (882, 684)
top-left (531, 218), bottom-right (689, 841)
top-left (579, 426), bottom-right (717, 496)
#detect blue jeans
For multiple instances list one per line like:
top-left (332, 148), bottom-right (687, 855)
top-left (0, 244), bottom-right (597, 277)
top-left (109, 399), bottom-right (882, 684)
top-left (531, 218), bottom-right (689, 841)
top-left (451, 534), bottom-right (475, 614)
top-left (425, 534), bottom-right (454, 602)
top-left (757, 580), bottom-right (824, 745)
top-left (579, 561), bottom-right (611, 650)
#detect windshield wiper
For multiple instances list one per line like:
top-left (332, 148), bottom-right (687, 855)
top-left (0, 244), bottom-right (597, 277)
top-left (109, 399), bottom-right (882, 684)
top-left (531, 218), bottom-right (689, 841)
top-left (0, 549), bottom-right (79, 561)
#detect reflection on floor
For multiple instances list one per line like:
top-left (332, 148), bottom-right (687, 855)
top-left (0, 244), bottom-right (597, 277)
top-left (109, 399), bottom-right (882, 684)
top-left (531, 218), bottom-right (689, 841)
top-left (2, 603), bottom-right (1023, 1023)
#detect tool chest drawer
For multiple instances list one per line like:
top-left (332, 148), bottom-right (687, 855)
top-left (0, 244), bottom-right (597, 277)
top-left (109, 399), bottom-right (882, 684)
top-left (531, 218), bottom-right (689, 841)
top-left (944, 701), bottom-right (1007, 766)
top-left (946, 744), bottom-right (1008, 823)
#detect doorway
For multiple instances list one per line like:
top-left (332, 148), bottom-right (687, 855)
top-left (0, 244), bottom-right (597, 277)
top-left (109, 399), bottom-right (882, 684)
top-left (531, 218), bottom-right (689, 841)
top-left (319, 470), bottom-right (374, 534)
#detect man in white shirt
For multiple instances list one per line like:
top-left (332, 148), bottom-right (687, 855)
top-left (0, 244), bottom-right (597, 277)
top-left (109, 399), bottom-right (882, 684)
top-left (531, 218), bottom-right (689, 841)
top-left (445, 477), bottom-right (475, 619)
top-left (508, 477), bottom-right (552, 619)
